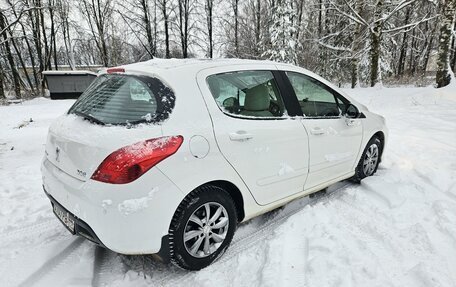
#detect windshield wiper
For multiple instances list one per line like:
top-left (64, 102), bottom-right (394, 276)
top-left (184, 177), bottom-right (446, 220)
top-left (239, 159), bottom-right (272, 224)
top-left (73, 111), bottom-right (105, 125)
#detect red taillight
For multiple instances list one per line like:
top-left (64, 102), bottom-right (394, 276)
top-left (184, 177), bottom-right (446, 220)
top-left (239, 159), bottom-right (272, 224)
top-left (91, 136), bottom-right (183, 184)
top-left (107, 67), bottom-right (125, 74)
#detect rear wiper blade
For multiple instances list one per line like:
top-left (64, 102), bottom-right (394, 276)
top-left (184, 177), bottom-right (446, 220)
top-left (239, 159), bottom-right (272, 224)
top-left (73, 111), bottom-right (105, 125)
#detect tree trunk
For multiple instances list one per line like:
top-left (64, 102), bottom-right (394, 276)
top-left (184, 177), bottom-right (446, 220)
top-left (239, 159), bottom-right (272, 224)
top-left (9, 29), bottom-right (35, 95)
top-left (0, 61), bottom-right (5, 100)
top-left (370, 30), bottom-right (381, 86)
top-left (30, 2), bottom-right (44, 91)
top-left (0, 12), bottom-right (21, 98)
top-left (436, 0), bottom-right (456, 88)
top-left (351, 0), bottom-right (363, 88)
top-left (153, 0), bottom-right (157, 56)
top-left (140, 0), bottom-right (154, 58)
top-left (206, 0), bottom-right (213, 58)
top-left (255, 0), bottom-right (261, 48)
top-left (39, 0), bottom-right (51, 72)
top-left (178, 0), bottom-right (189, 58)
top-left (370, 0), bottom-right (384, 87)
top-left (397, 7), bottom-right (411, 76)
top-left (318, 0), bottom-right (323, 37)
top-left (408, 28), bottom-right (416, 75)
top-left (160, 0), bottom-right (170, 58)
top-left (49, 0), bottom-right (58, 69)
top-left (59, 0), bottom-right (76, 70)
top-left (450, 20), bottom-right (456, 72)
top-left (233, 0), bottom-right (239, 56)
top-left (421, 22), bottom-right (437, 73)
top-left (294, 0), bottom-right (304, 44)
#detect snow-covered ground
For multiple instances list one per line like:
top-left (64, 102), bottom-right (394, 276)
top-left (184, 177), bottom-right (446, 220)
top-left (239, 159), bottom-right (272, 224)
top-left (1, 86), bottom-right (456, 287)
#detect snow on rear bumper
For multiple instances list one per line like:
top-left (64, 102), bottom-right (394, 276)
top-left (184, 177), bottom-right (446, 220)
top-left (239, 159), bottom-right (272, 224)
top-left (41, 158), bottom-right (184, 255)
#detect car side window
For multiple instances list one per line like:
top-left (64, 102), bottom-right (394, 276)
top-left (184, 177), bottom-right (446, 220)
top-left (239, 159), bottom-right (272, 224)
top-left (286, 72), bottom-right (340, 118)
top-left (335, 94), bottom-right (350, 114)
top-left (207, 71), bottom-right (287, 118)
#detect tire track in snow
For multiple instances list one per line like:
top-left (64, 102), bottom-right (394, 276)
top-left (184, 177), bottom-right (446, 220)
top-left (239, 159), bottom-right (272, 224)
top-left (92, 247), bottom-right (126, 287)
top-left (16, 238), bottom-right (85, 287)
top-left (0, 218), bottom-right (58, 244)
top-left (92, 246), bottom-right (109, 287)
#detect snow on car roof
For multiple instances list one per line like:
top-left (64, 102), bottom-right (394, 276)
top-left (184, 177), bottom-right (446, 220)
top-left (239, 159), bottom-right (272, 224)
top-left (121, 58), bottom-right (282, 73)
top-left (42, 70), bottom-right (98, 76)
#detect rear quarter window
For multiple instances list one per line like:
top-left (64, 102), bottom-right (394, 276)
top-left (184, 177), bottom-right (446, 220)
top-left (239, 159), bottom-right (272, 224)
top-left (68, 74), bottom-right (175, 125)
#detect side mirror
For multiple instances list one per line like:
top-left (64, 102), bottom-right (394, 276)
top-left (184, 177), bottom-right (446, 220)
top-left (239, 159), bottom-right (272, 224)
top-left (345, 103), bottom-right (360, 119)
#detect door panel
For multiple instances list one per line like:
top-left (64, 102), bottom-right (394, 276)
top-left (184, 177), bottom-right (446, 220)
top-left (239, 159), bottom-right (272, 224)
top-left (301, 118), bottom-right (362, 189)
top-left (198, 68), bottom-right (309, 206)
top-left (213, 117), bottom-right (309, 205)
top-left (283, 70), bottom-right (363, 189)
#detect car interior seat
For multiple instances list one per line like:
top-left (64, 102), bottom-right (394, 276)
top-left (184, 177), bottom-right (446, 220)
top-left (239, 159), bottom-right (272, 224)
top-left (240, 84), bottom-right (273, 117)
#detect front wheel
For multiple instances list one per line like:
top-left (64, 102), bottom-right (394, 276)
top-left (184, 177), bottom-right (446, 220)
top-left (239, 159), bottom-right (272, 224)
top-left (352, 136), bottom-right (382, 182)
top-left (168, 185), bottom-right (237, 270)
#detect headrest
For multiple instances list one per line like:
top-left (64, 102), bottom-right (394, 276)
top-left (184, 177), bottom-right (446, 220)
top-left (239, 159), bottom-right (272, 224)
top-left (244, 85), bottom-right (270, 111)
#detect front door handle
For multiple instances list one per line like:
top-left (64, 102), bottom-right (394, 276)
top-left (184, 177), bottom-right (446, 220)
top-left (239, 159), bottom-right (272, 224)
top-left (229, 131), bottom-right (254, 141)
top-left (310, 127), bottom-right (325, 135)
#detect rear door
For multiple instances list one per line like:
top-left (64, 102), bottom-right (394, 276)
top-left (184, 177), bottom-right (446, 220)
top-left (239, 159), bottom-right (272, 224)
top-left (283, 71), bottom-right (363, 189)
top-left (197, 66), bottom-right (309, 206)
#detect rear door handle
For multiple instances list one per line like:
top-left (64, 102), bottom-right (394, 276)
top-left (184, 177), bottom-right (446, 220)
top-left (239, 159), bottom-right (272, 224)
top-left (229, 131), bottom-right (254, 141)
top-left (310, 127), bottom-right (325, 135)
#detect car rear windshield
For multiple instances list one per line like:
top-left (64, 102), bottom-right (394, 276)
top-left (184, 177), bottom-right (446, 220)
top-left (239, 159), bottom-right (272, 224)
top-left (68, 74), bottom-right (175, 125)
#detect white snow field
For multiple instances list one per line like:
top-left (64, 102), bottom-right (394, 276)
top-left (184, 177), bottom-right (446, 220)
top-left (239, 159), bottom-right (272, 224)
top-left (1, 86), bottom-right (456, 287)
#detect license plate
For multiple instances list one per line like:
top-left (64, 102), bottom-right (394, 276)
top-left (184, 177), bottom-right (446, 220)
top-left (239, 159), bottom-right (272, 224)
top-left (53, 204), bottom-right (75, 234)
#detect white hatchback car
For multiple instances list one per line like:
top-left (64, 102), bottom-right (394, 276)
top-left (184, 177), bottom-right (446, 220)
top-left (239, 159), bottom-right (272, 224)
top-left (42, 59), bottom-right (387, 270)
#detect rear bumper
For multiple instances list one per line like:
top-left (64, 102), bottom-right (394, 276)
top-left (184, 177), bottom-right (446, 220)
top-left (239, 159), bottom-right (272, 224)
top-left (41, 157), bottom-right (184, 256)
top-left (44, 189), bottom-right (106, 247)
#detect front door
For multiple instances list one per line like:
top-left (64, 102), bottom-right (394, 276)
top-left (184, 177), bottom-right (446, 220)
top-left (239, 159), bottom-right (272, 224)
top-left (284, 71), bottom-right (363, 189)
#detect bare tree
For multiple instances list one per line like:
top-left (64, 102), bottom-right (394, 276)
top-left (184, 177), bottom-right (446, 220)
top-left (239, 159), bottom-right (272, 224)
top-left (370, 0), bottom-right (384, 87)
top-left (56, 0), bottom-right (75, 69)
top-left (205, 0), bottom-right (214, 58)
top-left (350, 0), bottom-right (365, 88)
top-left (141, 0), bottom-right (155, 57)
top-left (80, 0), bottom-right (114, 67)
top-left (158, 0), bottom-right (170, 58)
top-left (0, 10), bottom-right (21, 98)
top-left (117, 0), bottom-right (156, 59)
top-left (177, 0), bottom-right (193, 58)
top-left (436, 0), bottom-right (456, 87)
top-left (397, 7), bottom-right (411, 76)
top-left (232, 0), bottom-right (239, 56)
top-left (49, 0), bottom-right (58, 69)
top-left (0, 60), bottom-right (5, 100)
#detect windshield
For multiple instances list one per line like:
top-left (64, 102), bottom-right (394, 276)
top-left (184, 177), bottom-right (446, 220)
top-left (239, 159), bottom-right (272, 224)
top-left (68, 74), bottom-right (175, 125)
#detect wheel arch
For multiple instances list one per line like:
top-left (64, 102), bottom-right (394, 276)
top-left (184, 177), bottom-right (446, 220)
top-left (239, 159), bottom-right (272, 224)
top-left (195, 180), bottom-right (245, 222)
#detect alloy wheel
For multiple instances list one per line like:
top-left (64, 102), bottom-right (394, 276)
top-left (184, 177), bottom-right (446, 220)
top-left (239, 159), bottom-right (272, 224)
top-left (183, 202), bottom-right (229, 258)
top-left (363, 144), bottom-right (379, 176)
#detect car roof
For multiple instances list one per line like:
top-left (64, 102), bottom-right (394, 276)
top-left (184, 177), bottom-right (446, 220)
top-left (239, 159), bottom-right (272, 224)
top-left (99, 58), bottom-right (366, 110)
top-left (118, 58), bottom-right (284, 74)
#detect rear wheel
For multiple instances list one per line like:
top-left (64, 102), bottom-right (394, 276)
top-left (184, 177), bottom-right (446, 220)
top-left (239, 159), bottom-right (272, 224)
top-left (352, 136), bottom-right (382, 182)
top-left (168, 185), bottom-right (237, 270)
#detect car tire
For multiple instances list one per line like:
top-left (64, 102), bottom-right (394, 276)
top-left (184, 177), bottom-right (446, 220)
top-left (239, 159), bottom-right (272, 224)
top-left (352, 136), bottom-right (382, 183)
top-left (168, 185), bottom-right (237, 270)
